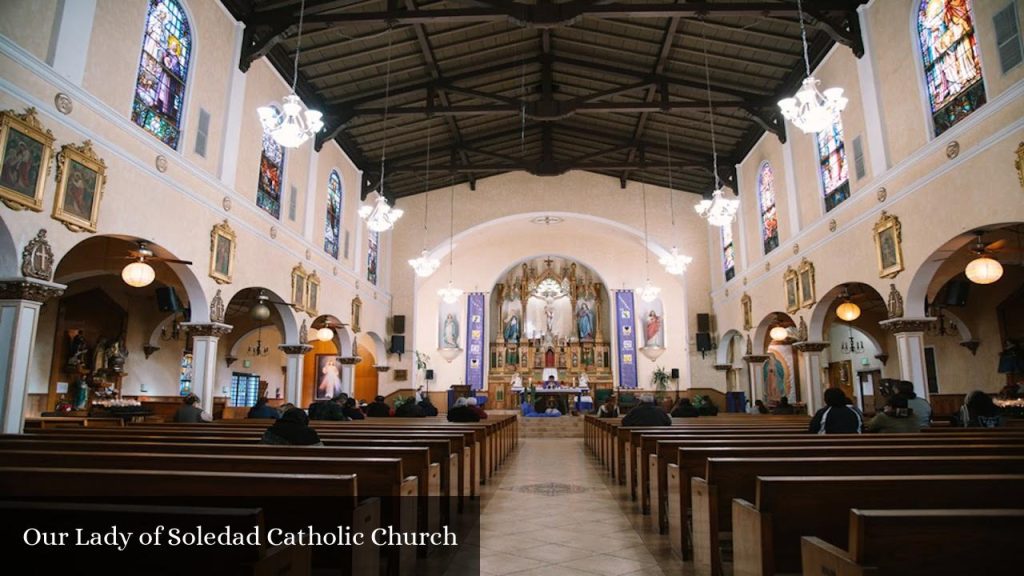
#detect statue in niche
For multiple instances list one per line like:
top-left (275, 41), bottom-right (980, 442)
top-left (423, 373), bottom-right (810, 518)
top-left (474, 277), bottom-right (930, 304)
top-left (503, 313), bottom-right (520, 342)
top-left (72, 376), bottom-right (89, 410)
top-left (887, 283), bottom-right (904, 319)
top-left (745, 334), bottom-right (753, 356)
top-left (644, 310), bottom-right (663, 347)
top-left (577, 301), bottom-right (594, 340)
top-left (67, 330), bottom-right (88, 368)
top-left (442, 313), bottom-right (460, 349)
top-left (798, 316), bottom-right (808, 341)
top-left (210, 289), bottom-right (225, 323)
top-left (92, 338), bottom-right (108, 372)
top-left (106, 340), bottom-right (127, 372)
top-left (544, 299), bottom-right (556, 337)
top-left (299, 319), bottom-right (308, 345)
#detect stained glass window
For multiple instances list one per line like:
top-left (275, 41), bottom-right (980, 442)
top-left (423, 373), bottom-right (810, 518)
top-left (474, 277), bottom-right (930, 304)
top-left (257, 127), bottom-right (284, 218)
top-left (918, 0), bottom-right (986, 135)
top-left (367, 230), bottom-right (379, 285)
top-left (132, 0), bottom-right (191, 149)
top-left (230, 373), bottom-right (260, 407)
top-left (816, 112), bottom-right (850, 212)
top-left (722, 225), bottom-right (735, 282)
top-left (178, 352), bottom-right (193, 396)
top-left (757, 161), bottom-right (780, 254)
top-left (324, 170), bottom-right (342, 258)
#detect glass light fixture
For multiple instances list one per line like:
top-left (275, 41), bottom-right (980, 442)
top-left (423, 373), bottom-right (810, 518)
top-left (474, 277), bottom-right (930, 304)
top-left (359, 195), bottom-right (404, 232)
top-left (437, 175), bottom-right (462, 304)
top-left (637, 181), bottom-right (660, 302)
top-left (661, 131), bottom-right (693, 275)
top-left (316, 327), bottom-right (335, 342)
top-left (836, 301), bottom-right (861, 322)
top-left (694, 24), bottom-right (740, 228)
top-left (250, 293), bottom-right (272, 321)
top-left (121, 259), bottom-right (155, 288)
top-left (637, 279), bottom-right (661, 303)
top-left (769, 326), bottom-right (789, 342)
top-left (965, 256), bottom-right (1003, 284)
top-left (408, 125), bottom-right (439, 277)
top-left (256, 0), bottom-right (323, 148)
top-left (777, 0), bottom-right (848, 134)
top-left (409, 249), bottom-right (440, 277)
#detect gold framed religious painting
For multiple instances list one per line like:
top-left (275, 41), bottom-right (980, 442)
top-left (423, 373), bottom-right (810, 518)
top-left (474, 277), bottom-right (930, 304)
top-left (291, 264), bottom-right (307, 310)
top-left (209, 220), bottom-right (236, 284)
top-left (306, 271), bottom-right (320, 316)
top-left (741, 292), bottom-right (753, 331)
top-left (784, 267), bottom-right (799, 314)
top-left (351, 295), bottom-right (362, 334)
top-left (52, 140), bottom-right (106, 233)
top-left (797, 258), bottom-right (816, 309)
top-left (873, 211), bottom-right (904, 279)
top-left (1015, 141), bottom-right (1023, 190)
top-left (0, 108), bottom-right (55, 212)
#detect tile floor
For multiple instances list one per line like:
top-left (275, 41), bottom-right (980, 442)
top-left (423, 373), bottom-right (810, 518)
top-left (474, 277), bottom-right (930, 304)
top-left (448, 437), bottom-right (688, 576)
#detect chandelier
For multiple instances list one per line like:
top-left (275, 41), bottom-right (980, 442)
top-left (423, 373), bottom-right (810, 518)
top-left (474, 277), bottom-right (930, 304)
top-left (256, 0), bottom-right (323, 148)
top-left (637, 181), bottom-right (660, 303)
top-left (248, 325), bottom-right (270, 357)
top-left (409, 125), bottom-right (440, 277)
top-left (840, 325), bottom-right (864, 355)
top-left (660, 131), bottom-right (693, 275)
top-left (437, 175), bottom-right (463, 304)
top-left (360, 194), bottom-right (404, 233)
top-left (693, 23), bottom-right (740, 228)
top-left (777, 0), bottom-right (848, 134)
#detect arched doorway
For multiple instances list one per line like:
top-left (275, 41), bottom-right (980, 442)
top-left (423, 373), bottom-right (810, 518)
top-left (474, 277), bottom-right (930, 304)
top-left (354, 334), bottom-right (378, 402)
top-left (302, 314), bottom-right (351, 408)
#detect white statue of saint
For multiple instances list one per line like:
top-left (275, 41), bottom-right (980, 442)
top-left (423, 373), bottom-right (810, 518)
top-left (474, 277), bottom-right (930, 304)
top-left (510, 372), bottom-right (523, 390)
top-left (544, 298), bottom-right (555, 337)
top-left (578, 371), bottom-right (589, 390)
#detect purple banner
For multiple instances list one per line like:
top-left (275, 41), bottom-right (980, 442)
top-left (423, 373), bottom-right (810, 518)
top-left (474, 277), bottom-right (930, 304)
top-left (615, 290), bottom-right (638, 389)
top-left (465, 292), bottom-right (485, 391)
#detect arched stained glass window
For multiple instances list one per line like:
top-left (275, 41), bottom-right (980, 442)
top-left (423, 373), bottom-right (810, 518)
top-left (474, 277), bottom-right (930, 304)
top-left (367, 230), bottom-right (380, 285)
top-left (816, 112), bottom-right (850, 213)
top-left (918, 0), bottom-right (986, 135)
top-left (257, 127), bottom-right (284, 218)
top-left (132, 0), bottom-right (192, 149)
top-left (757, 161), bottom-right (779, 254)
top-left (324, 170), bottom-right (343, 258)
top-left (722, 225), bottom-right (735, 282)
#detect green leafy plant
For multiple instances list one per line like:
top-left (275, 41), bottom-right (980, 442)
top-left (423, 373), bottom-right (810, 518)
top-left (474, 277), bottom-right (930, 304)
top-left (415, 350), bottom-right (430, 372)
top-left (651, 366), bottom-right (670, 400)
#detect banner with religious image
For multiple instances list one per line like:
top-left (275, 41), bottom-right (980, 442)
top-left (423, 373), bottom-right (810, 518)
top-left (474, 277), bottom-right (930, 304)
top-left (615, 290), bottom-right (638, 389)
top-left (466, 292), bottom-right (485, 391)
top-left (636, 298), bottom-right (665, 348)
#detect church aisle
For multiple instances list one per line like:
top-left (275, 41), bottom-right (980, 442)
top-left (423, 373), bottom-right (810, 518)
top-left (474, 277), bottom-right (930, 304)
top-left (468, 437), bottom-right (686, 576)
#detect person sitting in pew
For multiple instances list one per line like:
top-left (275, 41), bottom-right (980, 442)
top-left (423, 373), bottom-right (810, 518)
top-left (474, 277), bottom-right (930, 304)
top-left (308, 394), bottom-right (348, 421)
top-left (622, 394), bottom-right (672, 426)
top-left (467, 397), bottom-right (488, 419)
top-left (954, 390), bottom-right (1005, 428)
top-left (671, 397), bottom-right (699, 418)
top-left (365, 395), bottom-right (392, 417)
top-left (895, 380), bottom-right (931, 427)
top-left (447, 397), bottom-right (481, 422)
top-left (771, 396), bottom-right (797, 415)
top-left (754, 399), bottom-right (769, 414)
top-left (342, 397), bottom-right (365, 420)
top-left (260, 408), bottom-right (323, 446)
top-left (418, 396), bottom-right (439, 417)
top-left (247, 396), bottom-right (279, 419)
top-left (696, 395), bottom-right (719, 416)
top-left (278, 402), bottom-right (295, 415)
top-left (173, 394), bottom-right (211, 423)
top-left (866, 395), bottom-right (920, 433)
top-left (596, 395), bottom-right (620, 418)
top-left (395, 399), bottom-right (426, 418)
top-left (809, 388), bottom-right (863, 434)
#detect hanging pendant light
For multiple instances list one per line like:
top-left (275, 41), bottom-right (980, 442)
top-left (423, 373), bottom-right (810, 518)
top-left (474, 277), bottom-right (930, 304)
top-left (965, 256), bottom-right (1003, 284)
top-left (777, 0), bottom-right (848, 134)
top-left (256, 0), bottom-right (323, 148)
top-left (836, 301), bottom-right (861, 322)
top-left (637, 181), bottom-right (661, 303)
top-left (408, 125), bottom-right (440, 277)
top-left (769, 326), bottom-right (790, 342)
top-left (659, 131), bottom-right (693, 275)
top-left (359, 30), bottom-right (403, 232)
top-left (693, 23), bottom-right (739, 227)
top-left (316, 327), bottom-right (335, 342)
top-left (437, 175), bottom-right (463, 304)
top-left (121, 258), bottom-right (155, 288)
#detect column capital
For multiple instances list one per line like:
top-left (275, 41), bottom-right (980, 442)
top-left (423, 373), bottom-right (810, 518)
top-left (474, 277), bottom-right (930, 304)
top-left (743, 354), bottom-right (770, 363)
top-left (181, 322), bottom-right (233, 338)
top-left (0, 277), bottom-right (66, 303)
top-left (879, 317), bottom-right (935, 333)
top-left (279, 344), bottom-right (313, 355)
top-left (793, 341), bottom-right (830, 353)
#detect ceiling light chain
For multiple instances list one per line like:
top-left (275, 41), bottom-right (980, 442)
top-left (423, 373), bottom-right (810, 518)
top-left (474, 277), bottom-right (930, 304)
top-left (638, 180), bottom-right (661, 303)
top-left (660, 130), bottom-right (692, 275)
top-left (694, 20), bottom-right (740, 228)
top-left (438, 175), bottom-right (463, 304)
top-left (408, 123), bottom-right (440, 276)
top-left (359, 30), bottom-right (404, 231)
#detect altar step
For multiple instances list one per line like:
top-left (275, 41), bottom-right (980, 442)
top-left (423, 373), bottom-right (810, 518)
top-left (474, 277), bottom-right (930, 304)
top-left (519, 415), bottom-right (585, 438)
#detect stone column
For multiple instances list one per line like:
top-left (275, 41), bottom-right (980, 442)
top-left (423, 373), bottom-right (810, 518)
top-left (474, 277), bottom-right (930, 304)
top-left (879, 318), bottom-right (935, 400)
top-left (742, 354), bottom-right (769, 404)
top-left (279, 344), bottom-right (313, 406)
top-left (0, 278), bottom-right (65, 434)
top-left (181, 323), bottom-right (232, 416)
top-left (793, 341), bottom-right (830, 414)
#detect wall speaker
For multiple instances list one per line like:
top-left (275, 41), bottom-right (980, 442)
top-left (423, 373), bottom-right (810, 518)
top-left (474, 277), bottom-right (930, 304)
top-left (696, 313), bottom-right (711, 333)
top-left (696, 332), bottom-right (713, 352)
top-left (156, 286), bottom-right (181, 312)
top-left (425, 369), bottom-right (435, 380)
top-left (942, 280), bottom-right (970, 307)
top-left (670, 368), bottom-right (680, 379)
top-left (392, 315), bottom-right (406, 334)
top-left (389, 335), bottom-right (406, 355)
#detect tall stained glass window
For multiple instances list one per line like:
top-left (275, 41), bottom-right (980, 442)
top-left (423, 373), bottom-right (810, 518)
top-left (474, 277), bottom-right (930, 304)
top-left (324, 170), bottom-right (343, 258)
top-left (918, 0), bottom-right (986, 135)
top-left (816, 112), bottom-right (850, 212)
top-left (133, 0), bottom-right (192, 149)
top-left (757, 161), bottom-right (780, 254)
top-left (257, 127), bottom-right (284, 218)
top-left (722, 225), bottom-right (735, 282)
top-left (367, 230), bottom-right (379, 285)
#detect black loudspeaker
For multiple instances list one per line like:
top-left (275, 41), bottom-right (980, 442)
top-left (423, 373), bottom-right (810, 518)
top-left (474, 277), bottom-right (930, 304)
top-left (696, 332), bottom-right (713, 352)
top-left (392, 315), bottom-right (406, 334)
top-left (425, 369), bottom-right (435, 380)
top-left (696, 313), bottom-right (711, 333)
top-left (390, 335), bottom-right (406, 354)
top-left (670, 368), bottom-right (680, 379)
top-left (942, 280), bottom-right (970, 307)
top-left (156, 286), bottom-right (181, 312)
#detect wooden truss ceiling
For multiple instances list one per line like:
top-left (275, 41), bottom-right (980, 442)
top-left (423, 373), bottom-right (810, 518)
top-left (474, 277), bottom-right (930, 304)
top-left (221, 0), bottom-right (867, 200)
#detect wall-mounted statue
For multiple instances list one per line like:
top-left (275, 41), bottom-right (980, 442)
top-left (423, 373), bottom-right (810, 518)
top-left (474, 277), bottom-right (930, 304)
top-left (887, 283), bottom-right (904, 318)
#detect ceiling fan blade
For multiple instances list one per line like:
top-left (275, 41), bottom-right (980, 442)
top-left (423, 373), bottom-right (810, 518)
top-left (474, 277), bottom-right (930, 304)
top-left (985, 239), bottom-right (1007, 251)
top-left (156, 257), bottom-right (193, 265)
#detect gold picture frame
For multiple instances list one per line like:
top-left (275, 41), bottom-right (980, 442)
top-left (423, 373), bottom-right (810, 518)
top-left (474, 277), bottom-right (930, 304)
top-left (306, 271), bottom-right (320, 316)
top-left (1015, 141), bottom-right (1023, 191)
top-left (0, 108), bottom-right (55, 212)
top-left (351, 295), bottom-right (362, 334)
top-left (291, 263), bottom-right (308, 310)
top-left (784, 267), bottom-right (799, 314)
top-left (741, 292), bottom-right (753, 331)
top-left (53, 140), bottom-right (106, 233)
top-left (209, 219), bottom-right (236, 284)
top-left (873, 211), bottom-right (904, 279)
top-left (797, 258), bottom-right (816, 309)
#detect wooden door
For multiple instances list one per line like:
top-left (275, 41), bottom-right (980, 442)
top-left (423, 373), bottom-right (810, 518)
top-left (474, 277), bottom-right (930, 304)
top-left (354, 341), bottom-right (378, 402)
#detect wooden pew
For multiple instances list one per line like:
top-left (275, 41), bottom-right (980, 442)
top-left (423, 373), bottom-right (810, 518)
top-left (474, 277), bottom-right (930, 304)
top-left (0, 501), bottom-right (311, 575)
top-left (801, 509), bottom-right (1024, 576)
top-left (731, 474), bottom-right (1024, 576)
top-left (0, 467), bottom-right (378, 576)
top-left (692, 455), bottom-right (1024, 576)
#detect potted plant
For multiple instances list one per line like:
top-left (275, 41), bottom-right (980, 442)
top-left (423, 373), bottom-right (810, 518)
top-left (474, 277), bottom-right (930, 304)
top-left (651, 366), bottom-right (670, 401)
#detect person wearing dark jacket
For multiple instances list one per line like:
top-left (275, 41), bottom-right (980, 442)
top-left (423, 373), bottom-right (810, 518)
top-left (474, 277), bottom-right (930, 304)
top-left (342, 397), bottom-right (365, 420)
top-left (309, 395), bottom-right (347, 421)
top-left (365, 396), bottom-right (392, 417)
top-left (447, 397), bottom-right (480, 422)
top-left (260, 408), bottom-right (323, 445)
top-left (808, 388), bottom-right (863, 434)
top-left (467, 397), bottom-right (488, 419)
top-left (395, 400), bottom-right (426, 417)
top-left (418, 397), bottom-right (439, 417)
top-left (173, 394), bottom-right (210, 423)
top-left (622, 394), bottom-right (672, 426)
top-left (670, 398), bottom-right (699, 418)
top-left (772, 396), bottom-right (797, 414)
top-left (248, 397), bottom-right (279, 419)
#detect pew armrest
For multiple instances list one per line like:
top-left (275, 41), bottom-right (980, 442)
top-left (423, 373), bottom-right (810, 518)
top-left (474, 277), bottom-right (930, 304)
top-left (667, 463), bottom-right (683, 559)
top-left (732, 498), bottom-right (769, 576)
top-left (801, 536), bottom-right (876, 576)
top-left (691, 477), bottom-right (719, 576)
